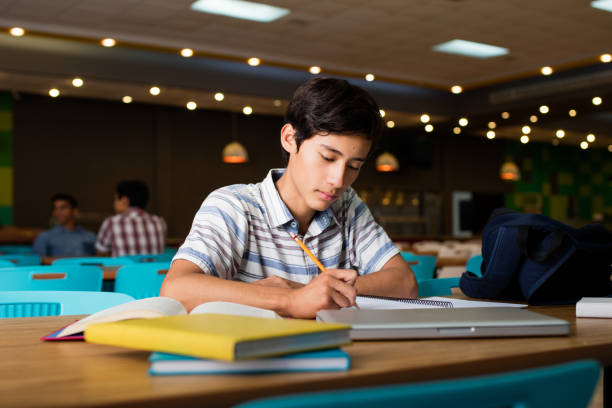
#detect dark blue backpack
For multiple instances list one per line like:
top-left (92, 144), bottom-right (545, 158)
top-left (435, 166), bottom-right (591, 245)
top-left (460, 208), bottom-right (612, 305)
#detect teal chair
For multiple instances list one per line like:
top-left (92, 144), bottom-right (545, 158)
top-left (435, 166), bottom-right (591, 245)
top-left (0, 254), bottom-right (41, 266)
top-left (52, 257), bottom-right (136, 267)
top-left (0, 259), bottom-right (14, 267)
top-left (0, 266), bottom-right (103, 291)
top-left (417, 277), bottom-right (460, 297)
top-left (233, 359), bottom-right (600, 408)
top-left (119, 253), bottom-right (175, 263)
top-left (0, 290), bottom-right (134, 317)
top-left (0, 245), bottom-right (34, 254)
top-left (114, 262), bottom-right (171, 299)
top-left (466, 254), bottom-right (483, 277)
top-left (401, 252), bottom-right (436, 281)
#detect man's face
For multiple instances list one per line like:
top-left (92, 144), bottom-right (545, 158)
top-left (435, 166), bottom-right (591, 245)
top-left (52, 199), bottom-right (76, 227)
top-left (113, 194), bottom-right (129, 214)
top-left (287, 132), bottom-right (371, 212)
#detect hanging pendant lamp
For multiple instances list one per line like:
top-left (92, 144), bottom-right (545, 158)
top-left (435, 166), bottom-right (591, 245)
top-left (222, 141), bottom-right (248, 163)
top-left (375, 152), bottom-right (399, 172)
top-left (499, 160), bottom-right (520, 181)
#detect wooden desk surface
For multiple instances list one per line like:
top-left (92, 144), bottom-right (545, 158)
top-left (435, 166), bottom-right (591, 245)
top-left (2, 306), bottom-right (612, 408)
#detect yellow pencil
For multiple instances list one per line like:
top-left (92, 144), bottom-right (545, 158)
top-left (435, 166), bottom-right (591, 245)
top-left (289, 231), bottom-right (326, 272)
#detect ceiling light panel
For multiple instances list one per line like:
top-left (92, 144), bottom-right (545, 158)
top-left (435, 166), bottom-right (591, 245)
top-left (190, 0), bottom-right (290, 22)
top-left (433, 39), bottom-right (509, 59)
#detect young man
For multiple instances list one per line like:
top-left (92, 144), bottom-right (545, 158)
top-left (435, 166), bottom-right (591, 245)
top-left (161, 77), bottom-right (417, 318)
top-left (33, 194), bottom-right (97, 263)
top-left (96, 180), bottom-right (167, 257)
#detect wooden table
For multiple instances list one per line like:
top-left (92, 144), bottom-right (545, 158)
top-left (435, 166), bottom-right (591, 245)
top-left (1, 305), bottom-right (611, 408)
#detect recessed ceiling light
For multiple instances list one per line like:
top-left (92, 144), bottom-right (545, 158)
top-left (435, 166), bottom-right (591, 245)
top-left (186, 101), bottom-right (197, 110)
top-left (451, 85), bottom-right (463, 94)
top-left (488, 121), bottom-right (497, 129)
top-left (309, 66), bottom-right (321, 74)
top-left (556, 129), bottom-right (565, 139)
top-left (9, 27), bottom-right (25, 37)
top-left (580, 141), bottom-right (589, 150)
top-left (592, 96), bottom-right (602, 105)
top-left (587, 133), bottom-right (596, 143)
top-left (522, 125), bottom-right (531, 134)
top-left (458, 118), bottom-right (468, 127)
top-left (365, 74), bottom-right (375, 82)
top-left (453, 127), bottom-right (461, 134)
top-left (539, 105), bottom-right (549, 114)
top-left (214, 92), bottom-right (224, 101)
top-left (72, 78), bottom-right (84, 87)
top-left (529, 115), bottom-right (538, 123)
top-left (432, 39), bottom-right (509, 58)
top-left (386, 120), bottom-right (395, 128)
top-left (569, 109), bottom-right (577, 117)
top-left (501, 112), bottom-right (510, 119)
top-left (424, 124), bottom-right (434, 132)
top-left (101, 38), bottom-right (116, 47)
top-left (190, 0), bottom-right (290, 22)
top-left (591, 0), bottom-right (612, 12)
top-left (420, 114), bottom-right (430, 123)
top-left (601, 53), bottom-right (612, 63)
top-left (48, 88), bottom-right (60, 98)
top-left (379, 109), bottom-right (386, 118)
top-left (486, 130), bottom-right (496, 139)
top-left (243, 106), bottom-right (253, 115)
top-left (540, 66), bottom-right (553, 75)
top-left (247, 57), bottom-right (261, 66)
top-left (520, 135), bottom-right (529, 144)
top-left (122, 96), bottom-right (133, 104)
top-left (180, 48), bottom-right (194, 57)
top-left (149, 86), bottom-right (161, 96)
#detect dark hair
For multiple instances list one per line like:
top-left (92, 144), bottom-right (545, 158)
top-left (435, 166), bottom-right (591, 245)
top-left (51, 194), bottom-right (78, 208)
top-left (116, 180), bottom-right (149, 209)
top-left (282, 77), bottom-right (383, 164)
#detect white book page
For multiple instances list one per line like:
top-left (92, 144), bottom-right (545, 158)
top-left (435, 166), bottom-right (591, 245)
top-left (190, 301), bottom-right (281, 319)
top-left (58, 297), bottom-right (186, 337)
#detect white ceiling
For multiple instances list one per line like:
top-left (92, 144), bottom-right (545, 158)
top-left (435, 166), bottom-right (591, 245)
top-left (0, 0), bottom-right (611, 146)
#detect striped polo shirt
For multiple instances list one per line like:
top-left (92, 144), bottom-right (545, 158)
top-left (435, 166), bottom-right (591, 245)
top-left (174, 169), bottom-right (399, 284)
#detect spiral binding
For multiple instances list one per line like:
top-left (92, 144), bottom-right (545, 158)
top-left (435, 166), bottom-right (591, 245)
top-left (359, 295), bottom-right (453, 308)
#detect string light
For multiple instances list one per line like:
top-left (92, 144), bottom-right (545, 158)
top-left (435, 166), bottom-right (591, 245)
top-left (501, 112), bottom-right (510, 119)
top-left (453, 127), bottom-right (461, 134)
top-left (386, 120), bottom-right (395, 128)
top-left (556, 129), bottom-right (565, 139)
top-left (424, 124), bottom-right (434, 132)
top-left (149, 86), bottom-right (161, 96)
top-left (365, 73), bottom-right (375, 82)
top-left (539, 105), bottom-right (549, 114)
top-left (72, 78), bottom-right (84, 87)
top-left (122, 96), bottom-right (133, 104)
top-left (592, 96), bottom-right (602, 106)
top-left (9, 27), bottom-right (25, 37)
top-left (309, 66), bottom-right (321, 74)
top-left (242, 106), bottom-right (253, 115)
top-left (569, 109), bottom-right (577, 117)
top-left (214, 92), bottom-right (224, 101)
top-left (451, 85), bottom-right (463, 94)
top-left (247, 57), bottom-right (261, 66)
top-left (180, 48), bottom-right (194, 57)
top-left (486, 130), bottom-right (495, 139)
top-left (488, 121), bottom-right (497, 129)
top-left (458, 118), bottom-right (468, 127)
top-left (48, 88), bottom-right (60, 98)
top-left (186, 101), bottom-right (197, 110)
top-left (101, 38), bottom-right (116, 47)
top-left (586, 133), bottom-right (596, 143)
top-left (540, 66), bottom-right (553, 75)
top-left (420, 114), bottom-right (430, 123)
top-left (520, 135), bottom-right (529, 144)
top-left (521, 125), bottom-right (531, 134)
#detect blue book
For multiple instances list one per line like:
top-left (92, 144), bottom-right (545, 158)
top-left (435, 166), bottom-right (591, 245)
top-left (148, 348), bottom-right (350, 375)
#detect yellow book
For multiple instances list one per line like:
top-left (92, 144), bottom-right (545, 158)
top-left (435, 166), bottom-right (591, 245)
top-left (85, 313), bottom-right (351, 361)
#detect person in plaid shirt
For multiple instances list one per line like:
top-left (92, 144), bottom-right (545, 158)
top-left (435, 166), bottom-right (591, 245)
top-left (95, 180), bottom-right (166, 257)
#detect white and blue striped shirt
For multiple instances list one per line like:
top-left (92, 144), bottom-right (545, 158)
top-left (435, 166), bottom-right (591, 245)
top-left (174, 169), bottom-right (399, 284)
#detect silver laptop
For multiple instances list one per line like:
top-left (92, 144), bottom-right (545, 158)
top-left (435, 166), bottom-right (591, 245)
top-left (316, 307), bottom-right (570, 340)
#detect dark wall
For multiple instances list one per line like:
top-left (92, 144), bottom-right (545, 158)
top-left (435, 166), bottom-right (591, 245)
top-left (13, 94), bottom-right (512, 239)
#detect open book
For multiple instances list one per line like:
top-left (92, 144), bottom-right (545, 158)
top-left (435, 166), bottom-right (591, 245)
top-left (43, 297), bottom-right (280, 340)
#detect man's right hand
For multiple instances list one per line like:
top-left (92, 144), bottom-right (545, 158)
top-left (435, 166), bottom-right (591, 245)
top-left (282, 269), bottom-right (358, 319)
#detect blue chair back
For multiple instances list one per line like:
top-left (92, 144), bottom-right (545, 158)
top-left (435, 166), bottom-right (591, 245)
top-left (0, 259), bottom-right (14, 267)
top-left (119, 253), bottom-right (175, 263)
top-left (0, 245), bottom-right (34, 254)
top-left (0, 266), bottom-right (103, 291)
top-left (52, 257), bottom-right (136, 267)
top-left (466, 254), bottom-right (483, 277)
top-left (417, 278), bottom-right (460, 297)
top-left (400, 252), bottom-right (436, 281)
top-left (0, 290), bottom-right (134, 317)
top-left (0, 254), bottom-right (41, 266)
top-left (233, 359), bottom-right (600, 408)
top-left (114, 262), bottom-right (171, 299)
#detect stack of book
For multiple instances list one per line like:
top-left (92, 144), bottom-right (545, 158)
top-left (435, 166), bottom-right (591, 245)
top-left (46, 297), bottom-right (352, 375)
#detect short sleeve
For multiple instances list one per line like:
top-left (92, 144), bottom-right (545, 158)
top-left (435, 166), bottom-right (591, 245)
top-left (345, 191), bottom-right (400, 275)
top-left (95, 218), bottom-right (112, 253)
top-left (173, 188), bottom-right (249, 279)
top-left (32, 232), bottom-right (49, 256)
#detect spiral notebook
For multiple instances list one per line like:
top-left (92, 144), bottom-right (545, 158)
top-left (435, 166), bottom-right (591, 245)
top-left (354, 296), bottom-right (526, 310)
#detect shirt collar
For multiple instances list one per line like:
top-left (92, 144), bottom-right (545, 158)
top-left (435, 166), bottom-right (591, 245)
top-left (260, 169), bottom-right (340, 235)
